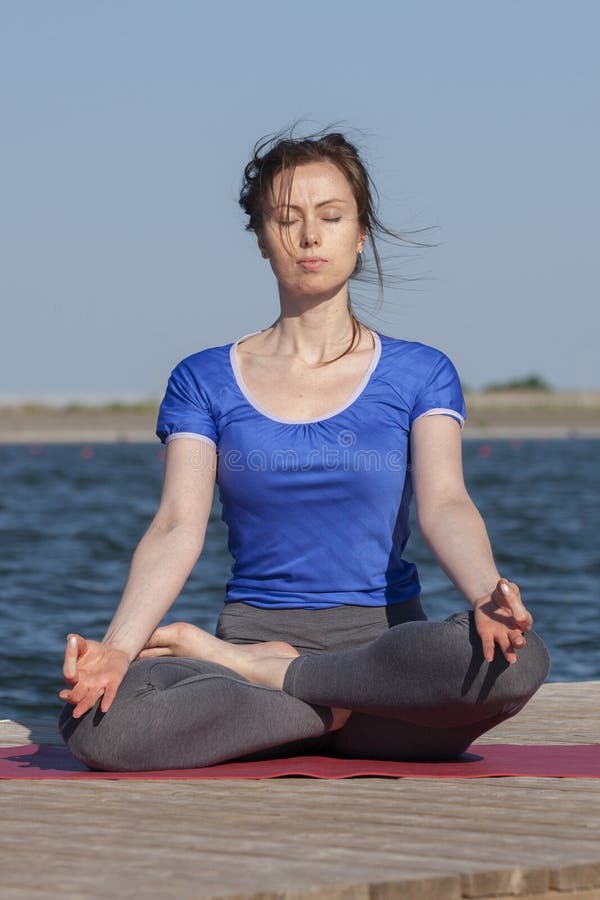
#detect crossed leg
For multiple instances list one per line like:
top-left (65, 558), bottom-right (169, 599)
top-left (59, 611), bottom-right (550, 771)
top-left (282, 611), bottom-right (550, 759)
top-left (59, 656), bottom-right (336, 771)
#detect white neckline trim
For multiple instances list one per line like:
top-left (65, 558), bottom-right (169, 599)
top-left (229, 329), bottom-right (382, 425)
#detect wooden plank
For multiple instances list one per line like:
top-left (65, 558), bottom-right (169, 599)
top-left (1, 682), bottom-right (599, 899)
top-left (2, 775), bottom-right (600, 897)
top-left (473, 681), bottom-right (600, 745)
top-left (0, 718), bottom-right (63, 749)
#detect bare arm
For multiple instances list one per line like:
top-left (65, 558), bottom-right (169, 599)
top-left (102, 439), bottom-right (217, 660)
top-left (411, 415), bottom-right (499, 604)
top-left (60, 438), bottom-right (217, 715)
top-left (410, 415), bottom-right (532, 662)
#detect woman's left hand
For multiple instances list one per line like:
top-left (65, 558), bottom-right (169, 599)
top-left (473, 579), bottom-right (534, 665)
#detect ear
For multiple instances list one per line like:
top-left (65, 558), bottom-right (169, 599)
top-left (357, 228), bottom-right (366, 255)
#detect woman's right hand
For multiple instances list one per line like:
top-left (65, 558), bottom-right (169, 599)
top-left (59, 634), bottom-right (130, 719)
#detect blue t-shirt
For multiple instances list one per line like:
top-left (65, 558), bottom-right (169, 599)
top-left (156, 329), bottom-right (466, 610)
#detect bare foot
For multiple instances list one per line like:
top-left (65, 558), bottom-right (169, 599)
top-left (139, 622), bottom-right (351, 731)
top-left (138, 621), bottom-right (300, 688)
top-left (139, 622), bottom-right (242, 661)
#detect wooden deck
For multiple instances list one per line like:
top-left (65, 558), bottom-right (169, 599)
top-left (1, 682), bottom-right (599, 899)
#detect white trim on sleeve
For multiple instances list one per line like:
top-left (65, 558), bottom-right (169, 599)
top-left (413, 408), bottom-right (465, 430)
top-left (164, 432), bottom-right (217, 449)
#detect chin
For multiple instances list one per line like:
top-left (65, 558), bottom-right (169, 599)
top-left (296, 273), bottom-right (348, 293)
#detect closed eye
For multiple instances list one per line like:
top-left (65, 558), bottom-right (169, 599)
top-left (276, 215), bottom-right (341, 226)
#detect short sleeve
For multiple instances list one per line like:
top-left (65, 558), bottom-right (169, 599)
top-left (410, 351), bottom-right (467, 429)
top-left (155, 360), bottom-right (218, 447)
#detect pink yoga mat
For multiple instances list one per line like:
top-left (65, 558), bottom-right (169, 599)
top-left (1, 744), bottom-right (599, 780)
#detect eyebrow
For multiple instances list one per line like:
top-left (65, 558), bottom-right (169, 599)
top-left (272, 198), bottom-right (350, 211)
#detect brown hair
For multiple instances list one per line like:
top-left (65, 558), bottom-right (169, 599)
top-left (239, 126), bottom-right (427, 365)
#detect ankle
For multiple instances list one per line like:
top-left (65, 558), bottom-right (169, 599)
top-left (329, 708), bottom-right (351, 732)
top-left (244, 654), bottom-right (296, 691)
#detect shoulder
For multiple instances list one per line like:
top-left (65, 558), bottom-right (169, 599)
top-left (156, 343), bottom-right (233, 444)
top-left (374, 331), bottom-right (465, 426)
top-left (375, 331), bottom-right (460, 380)
top-left (173, 340), bottom-right (233, 370)
top-left (168, 342), bottom-right (232, 382)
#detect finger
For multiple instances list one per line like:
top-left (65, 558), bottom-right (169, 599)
top-left (61, 681), bottom-right (88, 708)
top-left (73, 634), bottom-right (89, 655)
top-left (479, 630), bottom-right (496, 664)
top-left (494, 631), bottom-right (519, 664)
top-left (498, 580), bottom-right (533, 630)
top-left (62, 672), bottom-right (104, 709)
top-left (100, 682), bottom-right (119, 713)
top-left (73, 690), bottom-right (102, 719)
top-left (62, 635), bottom-right (80, 684)
top-left (509, 630), bottom-right (526, 649)
top-left (63, 633), bottom-right (90, 682)
top-left (59, 686), bottom-right (95, 716)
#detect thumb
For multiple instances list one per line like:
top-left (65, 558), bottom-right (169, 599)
top-left (63, 634), bottom-right (84, 682)
top-left (68, 633), bottom-right (89, 658)
top-left (63, 633), bottom-right (88, 674)
top-left (497, 580), bottom-right (532, 630)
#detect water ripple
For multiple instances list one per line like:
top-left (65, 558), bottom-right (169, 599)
top-left (1, 440), bottom-right (599, 719)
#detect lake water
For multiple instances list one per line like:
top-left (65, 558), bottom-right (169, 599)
top-left (1, 439), bottom-right (598, 721)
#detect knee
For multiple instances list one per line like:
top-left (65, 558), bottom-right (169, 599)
top-left (444, 611), bottom-right (550, 713)
top-left (58, 676), bottom-right (147, 771)
top-left (449, 610), bottom-right (550, 691)
top-left (514, 629), bottom-right (550, 694)
top-left (59, 700), bottom-right (148, 772)
top-left (59, 701), bottom-right (107, 769)
top-left (59, 699), bottom-right (122, 769)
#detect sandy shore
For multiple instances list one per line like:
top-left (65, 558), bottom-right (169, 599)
top-left (461, 390), bottom-right (600, 438)
top-left (2, 391), bottom-right (600, 442)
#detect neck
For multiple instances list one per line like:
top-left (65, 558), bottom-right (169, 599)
top-left (266, 286), bottom-right (364, 364)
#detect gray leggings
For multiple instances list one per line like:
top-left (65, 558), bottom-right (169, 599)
top-left (59, 598), bottom-right (550, 771)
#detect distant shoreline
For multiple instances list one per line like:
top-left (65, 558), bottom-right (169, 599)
top-left (2, 427), bottom-right (599, 443)
top-left (2, 391), bottom-right (600, 443)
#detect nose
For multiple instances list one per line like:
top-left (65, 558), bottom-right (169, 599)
top-left (300, 218), bottom-right (321, 248)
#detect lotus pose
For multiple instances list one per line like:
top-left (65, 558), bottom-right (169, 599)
top-left (59, 130), bottom-right (549, 771)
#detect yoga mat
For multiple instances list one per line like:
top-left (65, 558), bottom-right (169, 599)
top-left (1, 743), bottom-right (599, 780)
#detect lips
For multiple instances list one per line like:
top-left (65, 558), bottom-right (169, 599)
top-left (298, 257), bottom-right (327, 271)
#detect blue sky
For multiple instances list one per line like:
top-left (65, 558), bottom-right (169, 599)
top-left (1, 0), bottom-right (598, 397)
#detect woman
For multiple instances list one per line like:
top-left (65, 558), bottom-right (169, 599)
top-left (59, 130), bottom-right (549, 771)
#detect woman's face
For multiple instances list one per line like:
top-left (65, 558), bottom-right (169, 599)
top-left (258, 161), bottom-right (365, 300)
